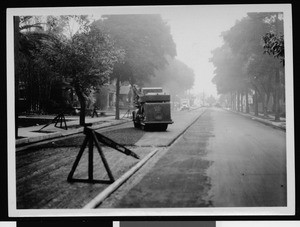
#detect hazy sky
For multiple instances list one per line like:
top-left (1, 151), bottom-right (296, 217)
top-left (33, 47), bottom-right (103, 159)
top-left (159, 6), bottom-right (250, 97)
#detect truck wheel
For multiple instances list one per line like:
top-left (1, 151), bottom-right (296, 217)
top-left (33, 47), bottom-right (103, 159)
top-left (158, 124), bottom-right (168, 131)
top-left (141, 124), bottom-right (151, 131)
top-left (134, 122), bottom-right (140, 128)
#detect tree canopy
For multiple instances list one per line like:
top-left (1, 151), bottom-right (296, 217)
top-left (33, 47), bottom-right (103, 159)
top-left (146, 56), bottom-right (195, 96)
top-left (14, 14), bottom-right (179, 130)
top-left (210, 12), bottom-right (285, 119)
top-left (15, 15), bottom-right (125, 125)
top-left (262, 32), bottom-right (284, 65)
top-left (92, 14), bottom-right (177, 84)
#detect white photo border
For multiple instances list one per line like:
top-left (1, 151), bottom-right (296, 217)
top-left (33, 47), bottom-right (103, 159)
top-left (7, 4), bottom-right (294, 217)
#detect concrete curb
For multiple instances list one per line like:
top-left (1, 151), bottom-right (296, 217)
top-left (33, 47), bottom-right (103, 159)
top-left (167, 108), bottom-right (207, 146)
top-left (227, 109), bottom-right (286, 131)
top-left (16, 118), bottom-right (132, 147)
top-left (16, 132), bottom-right (63, 146)
top-left (83, 148), bottom-right (159, 209)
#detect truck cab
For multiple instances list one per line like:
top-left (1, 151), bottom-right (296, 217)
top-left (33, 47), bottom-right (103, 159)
top-left (132, 86), bottom-right (173, 131)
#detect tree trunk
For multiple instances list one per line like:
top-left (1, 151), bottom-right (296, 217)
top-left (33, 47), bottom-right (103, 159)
top-left (262, 93), bottom-right (267, 117)
top-left (240, 91), bottom-right (244, 112)
top-left (74, 81), bottom-right (86, 126)
top-left (231, 92), bottom-right (234, 110)
top-left (231, 92), bottom-right (233, 110)
top-left (233, 92), bottom-right (236, 111)
top-left (245, 89), bottom-right (249, 113)
top-left (264, 92), bottom-right (271, 117)
top-left (237, 91), bottom-right (240, 112)
top-left (115, 74), bottom-right (120, 120)
top-left (274, 68), bottom-right (280, 121)
top-left (254, 88), bottom-right (258, 116)
top-left (14, 16), bottom-right (20, 138)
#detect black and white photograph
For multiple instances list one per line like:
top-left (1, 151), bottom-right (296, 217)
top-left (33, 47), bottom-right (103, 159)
top-left (6, 4), bottom-right (294, 216)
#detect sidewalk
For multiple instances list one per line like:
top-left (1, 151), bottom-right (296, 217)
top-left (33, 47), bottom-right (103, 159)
top-left (226, 108), bottom-right (286, 131)
top-left (16, 111), bottom-right (132, 147)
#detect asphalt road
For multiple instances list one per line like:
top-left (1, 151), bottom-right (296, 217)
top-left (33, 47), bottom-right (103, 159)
top-left (100, 107), bottom-right (287, 208)
top-left (15, 108), bottom-right (205, 208)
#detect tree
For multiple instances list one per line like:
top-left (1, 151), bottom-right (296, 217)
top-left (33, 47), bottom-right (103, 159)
top-left (56, 16), bottom-right (125, 125)
top-left (210, 43), bottom-right (246, 111)
top-left (206, 95), bottom-right (217, 107)
top-left (92, 15), bottom-right (177, 119)
top-left (262, 32), bottom-right (284, 65)
top-left (145, 57), bottom-right (195, 98)
top-left (222, 14), bottom-right (272, 113)
top-left (247, 53), bottom-right (279, 117)
top-left (211, 12), bottom-right (284, 119)
top-left (15, 16), bottom-right (58, 138)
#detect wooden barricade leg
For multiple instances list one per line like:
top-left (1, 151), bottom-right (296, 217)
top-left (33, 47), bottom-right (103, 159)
top-left (60, 115), bottom-right (63, 128)
top-left (92, 130), bottom-right (115, 182)
top-left (54, 114), bottom-right (60, 127)
top-left (63, 114), bottom-right (68, 130)
top-left (88, 135), bottom-right (94, 181)
top-left (67, 136), bottom-right (89, 182)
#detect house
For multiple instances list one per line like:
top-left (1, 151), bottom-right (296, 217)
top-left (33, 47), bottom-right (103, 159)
top-left (93, 80), bottom-right (133, 111)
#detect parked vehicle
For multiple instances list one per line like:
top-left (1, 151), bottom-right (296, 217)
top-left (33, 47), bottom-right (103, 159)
top-left (132, 86), bottom-right (173, 131)
top-left (180, 98), bottom-right (190, 111)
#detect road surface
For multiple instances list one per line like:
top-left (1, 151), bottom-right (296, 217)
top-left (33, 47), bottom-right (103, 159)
top-left (15, 108), bottom-right (204, 208)
top-left (100, 107), bottom-right (287, 208)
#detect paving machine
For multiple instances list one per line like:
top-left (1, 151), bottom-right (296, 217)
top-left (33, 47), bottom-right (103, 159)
top-left (132, 85), bottom-right (173, 131)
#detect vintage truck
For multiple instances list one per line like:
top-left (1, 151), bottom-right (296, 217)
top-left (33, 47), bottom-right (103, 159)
top-left (132, 86), bottom-right (173, 131)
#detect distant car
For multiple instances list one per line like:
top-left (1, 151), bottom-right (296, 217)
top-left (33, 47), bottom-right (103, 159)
top-left (214, 103), bottom-right (221, 108)
top-left (180, 104), bottom-right (190, 111)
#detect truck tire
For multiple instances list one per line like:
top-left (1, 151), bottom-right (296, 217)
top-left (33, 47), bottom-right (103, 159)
top-left (141, 124), bottom-right (151, 131)
top-left (158, 124), bottom-right (168, 131)
top-left (134, 122), bottom-right (140, 128)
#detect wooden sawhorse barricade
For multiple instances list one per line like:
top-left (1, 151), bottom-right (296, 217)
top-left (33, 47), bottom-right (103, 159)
top-left (38, 112), bottom-right (68, 131)
top-left (67, 124), bottom-right (140, 184)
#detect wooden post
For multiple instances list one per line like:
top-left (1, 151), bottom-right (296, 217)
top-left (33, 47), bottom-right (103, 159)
top-left (92, 131), bottom-right (115, 182)
top-left (67, 136), bottom-right (89, 182)
top-left (88, 134), bottom-right (94, 180)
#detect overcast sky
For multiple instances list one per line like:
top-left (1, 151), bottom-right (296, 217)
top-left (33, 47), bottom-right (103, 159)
top-left (159, 6), bottom-right (250, 97)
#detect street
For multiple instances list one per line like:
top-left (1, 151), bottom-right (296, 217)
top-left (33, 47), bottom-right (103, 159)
top-left (99, 107), bottom-right (286, 208)
top-left (15, 107), bottom-right (287, 209)
top-left (15, 108), bottom-right (204, 208)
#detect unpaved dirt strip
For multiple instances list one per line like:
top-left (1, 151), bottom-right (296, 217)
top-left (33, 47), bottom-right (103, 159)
top-left (16, 145), bottom-right (153, 209)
